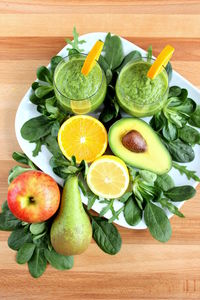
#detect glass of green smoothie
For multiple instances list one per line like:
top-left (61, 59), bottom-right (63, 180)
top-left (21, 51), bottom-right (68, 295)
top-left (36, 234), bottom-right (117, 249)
top-left (115, 57), bottom-right (169, 117)
top-left (53, 53), bottom-right (107, 114)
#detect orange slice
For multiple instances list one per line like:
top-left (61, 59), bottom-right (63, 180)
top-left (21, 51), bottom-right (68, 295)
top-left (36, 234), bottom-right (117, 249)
top-left (147, 45), bottom-right (175, 79)
top-left (87, 155), bottom-right (129, 199)
top-left (58, 115), bottom-right (108, 163)
top-left (81, 40), bottom-right (104, 76)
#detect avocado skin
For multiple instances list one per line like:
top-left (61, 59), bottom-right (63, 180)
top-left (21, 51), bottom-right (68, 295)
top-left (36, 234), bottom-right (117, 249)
top-left (108, 118), bottom-right (172, 175)
top-left (50, 176), bottom-right (92, 256)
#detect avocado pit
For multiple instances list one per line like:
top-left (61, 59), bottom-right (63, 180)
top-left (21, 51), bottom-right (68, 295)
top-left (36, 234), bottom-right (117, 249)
top-left (122, 130), bottom-right (147, 153)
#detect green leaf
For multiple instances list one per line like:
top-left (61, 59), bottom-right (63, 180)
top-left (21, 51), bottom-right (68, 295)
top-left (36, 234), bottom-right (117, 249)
top-left (118, 192), bottom-right (132, 203)
top-left (165, 62), bottom-right (173, 82)
top-left (99, 200), bottom-right (114, 217)
top-left (87, 193), bottom-right (96, 210)
top-left (35, 86), bottom-right (53, 99)
top-left (37, 66), bottom-right (52, 83)
top-left (50, 56), bottom-right (63, 74)
top-left (139, 170), bottom-right (157, 184)
top-left (1, 200), bottom-right (9, 212)
top-left (108, 206), bottom-right (124, 223)
top-left (147, 45), bottom-right (152, 62)
top-left (28, 248), bottom-right (47, 278)
top-left (8, 227), bottom-right (32, 250)
top-left (44, 249), bottom-right (74, 270)
top-left (178, 125), bottom-right (200, 145)
top-left (92, 216), bottom-right (121, 255)
top-left (189, 105), bottom-right (200, 128)
top-left (162, 121), bottom-right (177, 141)
top-left (144, 202), bottom-right (172, 242)
top-left (103, 33), bottom-right (124, 70)
top-left (162, 138), bottom-right (195, 163)
top-left (44, 135), bottom-right (62, 158)
top-left (21, 115), bottom-right (53, 142)
top-left (172, 162), bottom-right (200, 181)
top-left (155, 173), bottom-right (175, 192)
top-left (16, 243), bottom-right (36, 264)
top-left (32, 82), bottom-right (40, 91)
top-left (98, 55), bottom-right (112, 84)
top-left (164, 185), bottom-right (196, 202)
top-left (29, 93), bottom-right (44, 105)
top-left (124, 197), bottom-right (142, 226)
top-left (0, 209), bottom-right (21, 231)
top-left (116, 50), bottom-right (142, 73)
top-left (32, 139), bottom-right (43, 157)
top-left (8, 166), bottom-right (32, 184)
top-left (66, 26), bottom-right (86, 53)
top-left (30, 223), bottom-right (46, 235)
top-left (159, 198), bottom-right (184, 218)
top-left (51, 121), bottom-right (60, 137)
top-left (12, 152), bottom-right (30, 165)
top-left (168, 86), bottom-right (181, 98)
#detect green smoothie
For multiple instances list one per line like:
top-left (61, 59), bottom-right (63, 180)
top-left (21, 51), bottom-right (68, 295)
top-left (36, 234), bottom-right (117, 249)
top-left (54, 56), bottom-right (107, 114)
top-left (115, 60), bottom-right (168, 117)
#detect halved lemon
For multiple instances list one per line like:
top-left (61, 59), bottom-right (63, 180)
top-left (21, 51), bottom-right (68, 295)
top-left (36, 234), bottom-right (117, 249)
top-left (87, 155), bottom-right (130, 199)
top-left (58, 115), bottom-right (108, 163)
top-left (147, 45), bottom-right (175, 79)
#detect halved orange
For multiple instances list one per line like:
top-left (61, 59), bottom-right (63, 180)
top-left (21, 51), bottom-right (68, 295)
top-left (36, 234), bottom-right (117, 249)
top-left (81, 40), bottom-right (104, 76)
top-left (58, 115), bottom-right (108, 163)
top-left (87, 155), bottom-right (130, 199)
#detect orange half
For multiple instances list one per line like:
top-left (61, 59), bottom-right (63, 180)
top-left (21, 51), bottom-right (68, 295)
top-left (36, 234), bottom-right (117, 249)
top-left (81, 40), bottom-right (104, 76)
top-left (58, 115), bottom-right (108, 163)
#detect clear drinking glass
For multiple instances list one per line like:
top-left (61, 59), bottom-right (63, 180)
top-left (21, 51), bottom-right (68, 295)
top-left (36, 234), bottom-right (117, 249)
top-left (53, 53), bottom-right (107, 114)
top-left (115, 57), bottom-right (169, 117)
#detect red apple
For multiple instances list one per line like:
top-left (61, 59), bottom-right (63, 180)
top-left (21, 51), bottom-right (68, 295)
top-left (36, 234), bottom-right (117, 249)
top-left (7, 170), bottom-right (60, 223)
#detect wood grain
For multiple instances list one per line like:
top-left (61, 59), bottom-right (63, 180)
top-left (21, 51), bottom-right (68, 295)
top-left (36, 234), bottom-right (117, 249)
top-left (1, 1), bottom-right (200, 299)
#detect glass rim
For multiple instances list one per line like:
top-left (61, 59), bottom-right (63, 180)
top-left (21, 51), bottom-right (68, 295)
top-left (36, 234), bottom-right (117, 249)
top-left (53, 53), bottom-right (104, 101)
top-left (117, 56), bottom-right (169, 107)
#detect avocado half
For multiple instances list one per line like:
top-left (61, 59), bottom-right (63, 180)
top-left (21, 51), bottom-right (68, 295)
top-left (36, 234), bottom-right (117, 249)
top-left (108, 118), bottom-right (172, 175)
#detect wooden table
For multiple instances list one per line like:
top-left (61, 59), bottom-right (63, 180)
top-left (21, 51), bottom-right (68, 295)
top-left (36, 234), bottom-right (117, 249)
top-left (1, 1), bottom-right (200, 299)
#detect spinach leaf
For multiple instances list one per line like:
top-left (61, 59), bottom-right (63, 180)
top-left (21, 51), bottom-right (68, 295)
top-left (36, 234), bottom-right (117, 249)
top-left (124, 197), bottom-right (142, 226)
top-left (0, 209), bottom-right (21, 231)
top-left (144, 202), bottom-right (172, 242)
top-left (87, 193), bottom-right (96, 210)
top-left (168, 86), bottom-right (181, 98)
top-left (44, 135), bottom-right (63, 158)
top-left (166, 62), bottom-right (173, 82)
top-left (147, 45), bottom-right (152, 62)
top-left (29, 93), bottom-right (44, 105)
top-left (44, 249), bottom-right (74, 270)
top-left (172, 162), bottom-right (200, 181)
top-left (139, 170), bottom-right (157, 184)
top-left (50, 56), bottom-right (63, 74)
top-left (189, 105), bottom-right (200, 128)
top-left (30, 223), bottom-right (46, 235)
top-left (162, 138), bottom-right (194, 163)
top-left (32, 139), bottom-right (43, 157)
top-left (8, 227), bottom-right (32, 250)
top-left (159, 198), bottom-right (184, 218)
top-left (21, 115), bottom-right (53, 142)
top-left (164, 185), bottom-right (196, 202)
top-left (35, 86), bottom-right (53, 99)
top-left (16, 243), bottom-right (36, 264)
top-left (98, 55), bottom-right (112, 84)
top-left (92, 216), bottom-right (121, 255)
top-left (162, 121), bottom-right (177, 141)
top-left (178, 125), bottom-right (200, 145)
top-left (28, 248), bottom-right (47, 278)
top-left (37, 66), bottom-right (52, 83)
top-left (116, 50), bottom-right (142, 74)
top-left (103, 33), bottom-right (124, 70)
top-left (155, 173), bottom-right (174, 191)
top-left (99, 199), bottom-right (114, 217)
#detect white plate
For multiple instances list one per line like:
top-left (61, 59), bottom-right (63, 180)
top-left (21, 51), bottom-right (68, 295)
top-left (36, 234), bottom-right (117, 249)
top-left (15, 32), bottom-right (200, 229)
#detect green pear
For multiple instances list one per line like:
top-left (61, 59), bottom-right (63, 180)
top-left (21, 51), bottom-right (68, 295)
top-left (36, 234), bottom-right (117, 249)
top-left (50, 175), bottom-right (92, 256)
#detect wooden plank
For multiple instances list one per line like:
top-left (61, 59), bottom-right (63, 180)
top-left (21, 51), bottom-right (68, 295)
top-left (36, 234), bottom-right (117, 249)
top-left (1, 14), bottom-right (200, 37)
